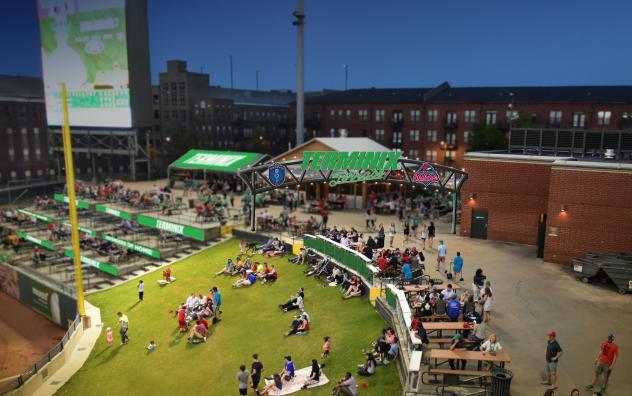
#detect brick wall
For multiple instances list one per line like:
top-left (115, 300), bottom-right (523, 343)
top-left (460, 158), bottom-right (551, 244)
top-left (544, 167), bottom-right (632, 263)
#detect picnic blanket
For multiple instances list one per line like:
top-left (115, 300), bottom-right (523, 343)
top-left (265, 366), bottom-right (330, 395)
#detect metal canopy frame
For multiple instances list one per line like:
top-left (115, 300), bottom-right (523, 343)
top-left (238, 157), bottom-right (468, 234)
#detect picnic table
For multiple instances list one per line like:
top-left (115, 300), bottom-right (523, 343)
top-left (429, 349), bottom-right (511, 368)
top-left (327, 199), bottom-right (346, 210)
top-left (404, 283), bottom-right (462, 293)
top-left (423, 321), bottom-right (473, 337)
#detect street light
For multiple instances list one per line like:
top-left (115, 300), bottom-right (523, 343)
top-left (343, 64), bottom-right (349, 90)
top-left (508, 92), bottom-right (515, 152)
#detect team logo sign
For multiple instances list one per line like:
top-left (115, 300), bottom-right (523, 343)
top-left (412, 162), bottom-right (440, 186)
top-left (268, 164), bottom-right (286, 187)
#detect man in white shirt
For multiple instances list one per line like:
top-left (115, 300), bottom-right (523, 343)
top-left (186, 293), bottom-right (197, 312)
top-left (440, 284), bottom-right (456, 301)
top-left (340, 235), bottom-right (349, 248)
top-left (437, 240), bottom-right (447, 273)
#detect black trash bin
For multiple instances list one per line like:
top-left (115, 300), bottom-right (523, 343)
top-left (490, 368), bottom-right (512, 396)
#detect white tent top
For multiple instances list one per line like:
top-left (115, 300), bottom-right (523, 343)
top-left (313, 137), bottom-right (391, 152)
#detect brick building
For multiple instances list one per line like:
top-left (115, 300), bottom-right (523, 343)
top-left (460, 152), bottom-right (632, 265)
top-left (153, 60), bottom-right (295, 156)
top-left (0, 75), bottom-right (53, 185)
top-left (305, 83), bottom-right (632, 169)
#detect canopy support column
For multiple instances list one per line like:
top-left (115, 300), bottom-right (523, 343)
top-left (250, 172), bottom-right (256, 232)
top-left (451, 175), bottom-right (458, 234)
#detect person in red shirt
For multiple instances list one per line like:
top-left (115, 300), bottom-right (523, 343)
top-left (198, 316), bottom-right (209, 331)
top-left (587, 334), bottom-right (618, 393)
top-left (177, 305), bottom-right (187, 332)
top-left (376, 256), bottom-right (387, 272)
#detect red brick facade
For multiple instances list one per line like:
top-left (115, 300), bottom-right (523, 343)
top-left (460, 155), bottom-right (632, 264)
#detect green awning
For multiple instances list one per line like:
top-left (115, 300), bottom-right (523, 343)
top-left (169, 149), bottom-right (265, 173)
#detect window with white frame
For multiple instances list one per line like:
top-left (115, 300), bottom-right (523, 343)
top-left (345, 109), bottom-right (351, 119)
top-left (446, 150), bottom-right (456, 161)
top-left (463, 131), bottom-right (471, 144)
top-left (358, 109), bottom-right (368, 121)
top-left (427, 130), bottom-right (437, 142)
top-left (464, 110), bottom-right (476, 123)
top-left (24, 170), bottom-right (31, 179)
top-left (330, 109), bottom-right (335, 119)
top-left (330, 128), bottom-right (335, 137)
top-left (410, 110), bottom-right (421, 122)
top-left (338, 110), bottom-right (343, 118)
top-left (409, 129), bottom-right (420, 142)
top-left (572, 112), bottom-right (586, 127)
top-left (446, 132), bottom-right (456, 145)
top-left (425, 150), bottom-right (437, 161)
top-left (597, 110), bottom-right (611, 125)
top-left (375, 109), bottom-right (385, 121)
top-left (409, 149), bottom-right (419, 159)
top-left (485, 111), bottom-right (497, 125)
top-left (10, 171), bottom-right (17, 180)
top-left (446, 111), bottom-right (458, 124)
top-left (375, 129), bottom-right (385, 140)
top-left (21, 128), bottom-right (29, 161)
top-left (427, 109), bottom-right (438, 122)
top-left (392, 131), bottom-right (402, 144)
top-left (34, 127), bottom-right (41, 160)
top-left (549, 111), bottom-right (562, 125)
top-left (7, 128), bottom-right (15, 162)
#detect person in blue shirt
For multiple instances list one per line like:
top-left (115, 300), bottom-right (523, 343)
top-left (447, 294), bottom-right (461, 322)
top-left (401, 262), bottom-right (412, 280)
top-left (281, 355), bottom-right (295, 381)
top-left (211, 286), bottom-right (222, 321)
top-left (453, 252), bottom-right (464, 281)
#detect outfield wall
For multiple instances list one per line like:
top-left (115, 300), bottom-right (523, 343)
top-left (0, 262), bottom-right (77, 329)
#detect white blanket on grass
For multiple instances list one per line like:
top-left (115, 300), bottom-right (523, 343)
top-left (265, 366), bottom-right (329, 395)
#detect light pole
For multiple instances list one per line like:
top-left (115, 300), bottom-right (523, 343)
top-left (293, 0), bottom-right (305, 146)
top-left (343, 64), bottom-right (349, 90)
top-left (256, 70), bottom-right (260, 91)
top-left (508, 92), bottom-right (515, 152)
top-left (229, 55), bottom-right (234, 89)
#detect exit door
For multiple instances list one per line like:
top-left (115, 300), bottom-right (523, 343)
top-left (471, 208), bottom-right (488, 240)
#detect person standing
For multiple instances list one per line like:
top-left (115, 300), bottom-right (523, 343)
top-left (138, 280), bottom-right (144, 301)
top-left (212, 286), bottom-right (222, 322)
top-left (388, 223), bottom-right (396, 248)
top-left (586, 334), bottom-right (618, 393)
top-left (541, 331), bottom-right (563, 389)
top-left (377, 224), bottom-right (385, 248)
top-left (116, 312), bottom-right (129, 344)
top-left (452, 252), bottom-right (464, 282)
top-left (403, 219), bottom-right (410, 246)
top-left (236, 365), bottom-right (250, 396)
top-left (321, 207), bottom-right (329, 229)
top-left (427, 221), bottom-right (436, 249)
top-left (437, 240), bottom-right (447, 273)
top-left (250, 353), bottom-right (264, 394)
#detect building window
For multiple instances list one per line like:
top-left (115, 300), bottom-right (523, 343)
top-left (622, 112), bottom-right (632, 120)
top-left (375, 129), bottom-right (385, 140)
top-left (338, 110), bottom-right (343, 117)
top-left (425, 150), bottom-right (437, 162)
top-left (345, 109), bottom-right (351, 120)
top-left (446, 111), bottom-right (458, 125)
top-left (375, 109), bottom-right (385, 121)
top-left (597, 111), bottom-right (611, 125)
top-left (464, 110), bottom-right (476, 123)
top-left (446, 132), bottom-right (456, 145)
top-left (21, 128), bottom-right (29, 161)
top-left (410, 110), bottom-right (421, 122)
top-left (179, 96), bottom-right (186, 105)
top-left (463, 131), bottom-right (471, 144)
top-left (358, 110), bottom-right (368, 121)
top-left (427, 110), bottom-right (438, 122)
top-left (170, 82), bottom-right (177, 91)
top-left (427, 130), bottom-right (437, 142)
top-left (409, 130), bottom-right (420, 142)
top-left (506, 110), bottom-right (518, 122)
top-left (392, 131), bottom-right (402, 144)
top-left (330, 110), bottom-right (335, 119)
top-left (446, 150), bottom-right (456, 161)
top-left (24, 170), bottom-right (31, 179)
top-left (37, 169), bottom-right (43, 177)
top-left (330, 128), bottom-right (335, 137)
top-left (485, 111), bottom-right (497, 125)
top-left (10, 171), bottom-right (17, 180)
top-left (171, 95), bottom-right (177, 105)
top-left (178, 82), bottom-right (185, 91)
top-left (34, 129), bottom-right (42, 160)
top-left (572, 112), bottom-right (586, 128)
top-left (409, 149), bottom-right (419, 159)
top-left (7, 128), bottom-right (15, 162)
top-left (549, 111), bottom-right (562, 125)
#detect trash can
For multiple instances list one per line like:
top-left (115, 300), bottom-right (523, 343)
top-left (490, 368), bottom-right (512, 396)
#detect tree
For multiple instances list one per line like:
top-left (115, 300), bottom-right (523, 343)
top-left (513, 110), bottom-right (535, 128)
top-left (163, 121), bottom-right (201, 162)
top-left (468, 124), bottom-right (508, 152)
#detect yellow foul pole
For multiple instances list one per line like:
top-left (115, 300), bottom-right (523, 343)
top-left (60, 83), bottom-right (85, 316)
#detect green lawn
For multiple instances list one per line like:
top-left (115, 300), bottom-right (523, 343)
top-left (57, 239), bottom-right (402, 395)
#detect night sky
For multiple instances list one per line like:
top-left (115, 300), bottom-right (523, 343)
top-left (4, 0), bottom-right (632, 90)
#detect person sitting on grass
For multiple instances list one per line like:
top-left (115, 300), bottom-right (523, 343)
top-left (382, 337), bottom-right (400, 364)
top-left (301, 359), bottom-right (321, 389)
top-left (215, 259), bottom-right (236, 276)
top-left (357, 353), bottom-right (377, 376)
top-left (280, 355), bottom-right (295, 381)
top-left (331, 372), bottom-right (358, 396)
top-left (264, 242), bottom-right (286, 258)
top-left (232, 271), bottom-right (257, 288)
top-left (282, 293), bottom-right (304, 312)
top-left (259, 373), bottom-right (283, 395)
top-left (343, 280), bottom-right (365, 299)
top-left (284, 312), bottom-right (310, 336)
top-left (257, 238), bottom-right (278, 253)
top-left (256, 262), bottom-right (270, 279)
top-left (188, 319), bottom-right (207, 343)
top-left (278, 288), bottom-right (305, 310)
top-left (262, 265), bottom-right (278, 284)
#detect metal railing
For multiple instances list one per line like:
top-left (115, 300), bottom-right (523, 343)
top-left (0, 315), bottom-right (82, 395)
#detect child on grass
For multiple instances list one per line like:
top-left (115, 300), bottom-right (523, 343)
top-left (322, 336), bottom-right (331, 358)
top-left (106, 327), bottom-right (113, 346)
top-left (147, 340), bottom-right (156, 351)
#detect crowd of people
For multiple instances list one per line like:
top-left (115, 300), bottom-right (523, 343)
top-left (174, 286), bottom-right (222, 343)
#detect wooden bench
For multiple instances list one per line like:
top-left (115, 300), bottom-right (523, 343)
top-left (428, 338), bottom-right (453, 345)
top-left (429, 369), bottom-right (490, 377)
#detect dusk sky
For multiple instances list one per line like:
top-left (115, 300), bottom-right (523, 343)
top-left (4, 0), bottom-right (632, 91)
